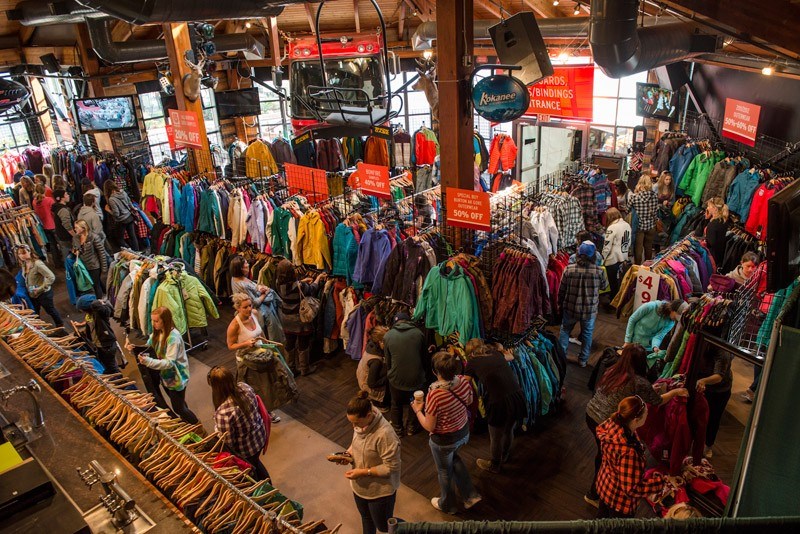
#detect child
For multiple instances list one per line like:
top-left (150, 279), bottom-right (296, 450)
top-left (75, 294), bottom-right (124, 374)
top-left (726, 251), bottom-right (759, 285)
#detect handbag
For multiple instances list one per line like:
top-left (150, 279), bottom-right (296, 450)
top-left (709, 273), bottom-right (736, 293)
top-left (73, 257), bottom-right (94, 292)
top-left (297, 282), bottom-right (320, 323)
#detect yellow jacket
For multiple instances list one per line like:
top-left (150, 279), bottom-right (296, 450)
top-left (296, 210), bottom-right (331, 270)
top-left (142, 171), bottom-right (166, 199)
top-left (245, 140), bottom-right (278, 177)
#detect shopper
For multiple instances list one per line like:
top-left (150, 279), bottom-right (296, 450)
top-left (569, 230), bottom-right (604, 266)
top-left (613, 179), bottom-right (631, 218)
top-left (464, 339), bottom-right (525, 474)
top-left (356, 325), bottom-right (390, 411)
top-left (32, 184), bottom-right (58, 263)
top-left (227, 292), bottom-right (296, 420)
top-left (18, 176), bottom-right (35, 207)
top-left (15, 244), bottom-right (63, 328)
top-left (125, 306), bottom-right (199, 424)
top-left (584, 345), bottom-right (688, 507)
top-left (601, 207), bottom-right (632, 300)
top-left (42, 163), bottom-right (54, 189)
top-left (701, 197), bottom-right (731, 268)
top-left (558, 241), bottom-right (607, 367)
top-left (13, 161), bottom-right (33, 184)
top-left (629, 176), bottom-right (659, 265)
top-left (336, 390), bottom-right (401, 534)
top-left (412, 351), bottom-right (481, 514)
top-left (624, 300), bottom-right (684, 353)
top-left (75, 294), bottom-right (121, 375)
top-left (77, 193), bottom-right (106, 243)
top-left (52, 188), bottom-right (75, 262)
top-left (726, 251), bottom-right (759, 286)
top-left (695, 346), bottom-right (733, 458)
top-left (207, 366), bottom-right (270, 480)
top-left (105, 181), bottom-right (140, 251)
top-left (274, 259), bottom-right (326, 376)
top-left (230, 255), bottom-right (284, 344)
top-left (73, 220), bottom-right (108, 298)
top-left (653, 171), bottom-right (675, 205)
top-left (33, 174), bottom-right (53, 197)
top-left (383, 312), bottom-right (427, 436)
top-left (596, 395), bottom-right (666, 518)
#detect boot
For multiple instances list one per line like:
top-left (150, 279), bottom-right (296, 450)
top-left (286, 348), bottom-right (299, 376)
top-left (298, 347), bottom-right (317, 376)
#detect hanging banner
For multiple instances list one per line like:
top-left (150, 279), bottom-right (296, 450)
top-left (56, 120), bottom-right (74, 144)
top-left (445, 187), bottom-right (491, 231)
top-left (357, 162), bottom-right (391, 199)
top-left (370, 124), bottom-right (393, 140)
top-left (525, 66), bottom-right (594, 121)
top-left (167, 109), bottom-right (203, 148)
top-left (722, 98), bottom-right (760, 147)
top-left (634, 268), bottom-right (661, 311)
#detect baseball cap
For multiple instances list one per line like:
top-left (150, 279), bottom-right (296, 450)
top-left (76, 294), bottom-right (97, 312)
top-left (578, 240), bottom-right (596, 257)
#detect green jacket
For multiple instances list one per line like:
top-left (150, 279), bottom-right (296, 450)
top-left (383, 321), bottom-right (427, 391)
top-left (681, 150), bottom-right (724, 206)
top-left (413, 263), bottom-right (481, 342)
top-left (152, 272), bottom-right (219, 334)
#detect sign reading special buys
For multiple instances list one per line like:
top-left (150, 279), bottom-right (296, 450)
top-left (722, 98), bottom-right (761, 147)
top-left (445, 188), bottom-right (491, 231)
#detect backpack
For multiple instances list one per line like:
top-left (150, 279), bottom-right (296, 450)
top-left (588, 346), bottom-right (620, 392)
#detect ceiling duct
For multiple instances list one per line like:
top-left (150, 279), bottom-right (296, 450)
top-left (589, 0), bottom-right (718, 78)
top-left (6, 0), bottom-right (106, 25)
top-left (74, 0), bottom-right (285, 24)
top-left (86, 18), bottom-right (265, 64)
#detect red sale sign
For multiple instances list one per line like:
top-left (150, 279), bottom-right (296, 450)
top-left (445, 188), bottom-right (491, 231)
top-left (357, 162), bottom-right (391, 199)
top-left (168, 109), bottom-right (203, 148)
top-left (525, 66), bottom-right (594, 121)
top-left (722, 98), bottom-right (760, 147)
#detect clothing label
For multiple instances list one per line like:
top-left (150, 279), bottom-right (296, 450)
top-left (291, 130), bottom-right (313, 148)
top-left (357, 162), bottom-right (391, 199)
top-left (369, 124), bottom-right (392, 140)
top-left (168, 109), bottom-right (203, 148)
top-left (445, 187), bottom-right (491, 231)
top-left (722, 98), bottom-right (760, 147)
top-left (634, 268), bottom-right (661, 311)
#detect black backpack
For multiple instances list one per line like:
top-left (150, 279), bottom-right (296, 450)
top-left (588, 346), bottom-right (620, 392)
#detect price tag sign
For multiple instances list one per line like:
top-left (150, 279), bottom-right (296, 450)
top-left (357, 162), bottom-right (391, 199)
top-left (168, 109), bottom-right (203, 148)
top-left (445, 187), bottom-right (491, 231)
top-left (722, 98), bottom-right (761, 147)
top-left (634, 269), bottom-right (661, 311)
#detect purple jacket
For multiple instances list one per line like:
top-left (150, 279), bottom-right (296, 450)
top-left (353, 229), bottom-right (392, 287)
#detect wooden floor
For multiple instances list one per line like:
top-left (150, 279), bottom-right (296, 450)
top-left (57, 279), bottom-right (745, 521)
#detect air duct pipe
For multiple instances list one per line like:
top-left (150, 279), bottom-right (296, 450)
top-left (6, 0), bottom-right (106, 25)
top-left (589, 0), bottom-right (717, 77)
top-left (75, 0), bottom-right (284, 24)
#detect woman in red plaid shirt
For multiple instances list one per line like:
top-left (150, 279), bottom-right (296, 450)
top-left (596, 395), bottom-right (666, 518)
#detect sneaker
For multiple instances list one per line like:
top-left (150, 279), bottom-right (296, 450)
top-left (584, 494), bottom-right (599, 508)
top-left (703, 446), bottom-right (713, 459)
top-left (741, 389), bottom-right (754, 403)
top-left (270, 412), bottom-right (281, 424)
top-left (476, 458), bottom-right (500, 473)
top-left (566, 356), bottom-right (587, 367)
top-left (569, 337), bottom-right (582, 346)
top-left (430, 497), bottom-right (455, 514)
top-left (463, 494), bottom-right (482, 510)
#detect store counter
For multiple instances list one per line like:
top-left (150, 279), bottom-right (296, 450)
top-left (0, 343), bottom-right (195, 534)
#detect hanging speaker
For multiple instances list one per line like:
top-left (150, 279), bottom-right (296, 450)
top-left (489, 12), bottom-right (553, 86)
top-left (40, 53), bottom-right (61, 74)
top-left (655, 63), bottom-right (689, 91)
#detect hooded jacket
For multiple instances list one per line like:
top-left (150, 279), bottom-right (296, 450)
top-left (383, 321), bottom-right (426, 391)
top-left (624, 301), bottom-right (676, 350)
top-left (726, 169), bottom-right (761, 220)
top-left (108, 191), bottom-right (135, 225)
top-left (244, 140), bottom-right (278, 177)
top-left (296, 211), bottom-right (332, 270)
top-left (596, 417), bottom-right (665, 515)
top-left (701, 160), bottom-right (738, 206)
top-left (151, 272), bottom-right (219, 334)
top-left (332, 223), bottom-right (358, 283)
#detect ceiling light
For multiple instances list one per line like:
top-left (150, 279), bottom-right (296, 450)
top-left (553, 0), bottom-right (559, 5)
top-left (762, 66), bottom-right (774, 76)
top-left (557, 50), bottom-right (570, 61)
top-left (245, 21), bottom-right (252, 29)
top-left (422, 50), bottom-right (433, 60)
top-left (574, 4), bottom-right (581, 15)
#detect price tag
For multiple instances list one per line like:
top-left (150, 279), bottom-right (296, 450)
top-left (634, 269), bottom-right (661, 311)
top-left (445, 187), bottom-right (491, 231)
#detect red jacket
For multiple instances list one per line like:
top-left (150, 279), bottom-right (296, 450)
top-left (488, 134), bottom-right (517, 175)
top-left (744, 183), bottom-right (775, 240)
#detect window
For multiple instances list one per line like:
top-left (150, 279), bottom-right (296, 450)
top-left (256, 82), bottom-right (290, 139)
top-left (0, 121), bottom-right (31, 151)
top-left (590, 68), bottom-right (647, 155)
top-left (139, 91), bottom-right (179, 164)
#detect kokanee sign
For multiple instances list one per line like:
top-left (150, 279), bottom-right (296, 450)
top-left (168, 109), bottom-right (203, 148)
top-left (722, 98), bottom-right (760, 147)
top-left (357, 162), bottom-right (391, 199)
top-left (445, 188), bottom-right (491, 231)
top-left (525, 66), bottom-right (594, 121)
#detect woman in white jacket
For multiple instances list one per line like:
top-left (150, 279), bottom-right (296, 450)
top-left (602, 208), bottom-right (632, 300)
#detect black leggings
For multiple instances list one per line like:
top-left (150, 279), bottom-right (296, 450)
top-left (244, 453), bottom-right (270, 481)
top-left (353, 492), bottom-right (396, 534)
top-left (88, 267), bottom-right (105, 298)
top-left (113, 221), bottom-right (139, 251)
top-left (705, 388), bottom-right (732, 447)
top-left (586, 414), bottom-right (601, 499)
top-left (138, 363), bottom-right (198, 424)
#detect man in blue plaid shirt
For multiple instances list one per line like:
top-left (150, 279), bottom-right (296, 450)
top-left (558, 241), bottom-right (607, 367)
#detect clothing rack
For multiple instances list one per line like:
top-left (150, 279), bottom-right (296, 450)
top-left (0, 303), bottom-right (315, 534)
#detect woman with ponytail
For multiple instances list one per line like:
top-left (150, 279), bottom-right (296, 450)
top-left (701, 197), bottom-right (731, 267)
top-left (335, 390), bottom-right (401, 534)
top-left (596, 395), bottom-right (666, 518)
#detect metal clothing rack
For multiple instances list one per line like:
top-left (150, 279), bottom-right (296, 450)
top-left (120, 248), bottom-right (208, 353)
top-left (0, 303), bottom-right (313, 534)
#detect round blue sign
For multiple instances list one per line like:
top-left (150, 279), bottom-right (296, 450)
top-left (472, 74), bottom-right (530, 123)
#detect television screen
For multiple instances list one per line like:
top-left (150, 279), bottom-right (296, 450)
top-left (74, 96), bottom-right (138, 133)
top-left (767, 179), bottom-right (800, 292)
top-left (636, 83), bottom-right (677, 121)
top-left (216, 88), bottom-right (261, 120)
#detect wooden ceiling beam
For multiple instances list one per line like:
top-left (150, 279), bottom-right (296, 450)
top-left (353, 0), bottom-right (361, 34)
top-left (0, 47), bottom-right (79, 68)
top-left (476, 0), bottom-right (502, 18)
top-left (398, 3), bottom-right (407, 39)
top-left (264, 16), bottom-right (282, 67)
top-left (304, 3), bottom-right (318, 34)
top-left (19, 26), bottom-right (35, 47)
top-left (523, 0), bottom-right (561, 18)
top-left (403, 0), bottom-right (432, 23)
top-left (111, 20), bottom-right (133, 42)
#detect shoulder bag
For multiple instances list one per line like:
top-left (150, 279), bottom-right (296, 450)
top-left (297, 281), bottom-right (320, 323)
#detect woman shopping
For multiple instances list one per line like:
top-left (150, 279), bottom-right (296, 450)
top-left (207, 366), bottom-right (270, 480)
top-left (601, 207), bottom-right (632, 300)
top-left (227, 293), bottom-right (298, 419)
top-left (629, 176), bottom-right (660, 265)
top-left (596, 396), bottom-right (666, 518)
top-left (624, 299), bottom-right (685, 354)
top-left (104, 181), bottom-right (140, 251)
top-left (32, 184), bottom-right (58, 263)
top-left (584, 344), bottom-right (688, 507)
top-left (73, 219), bottom-right (108, 298)
top-left (332, 390), bottom-right (401, 534)
top-left (125, 307), bottom-right (199, 424)
top-left (700, 197), bottom-right (731, 268)
top-left (15, 244), bottom-right (63, 328)
top-left (229, 255), bottom-right (284, 344)
top-left (694, 344), bottom-right (733, 459)
top-left (412, 351), bottom-right (481, 514)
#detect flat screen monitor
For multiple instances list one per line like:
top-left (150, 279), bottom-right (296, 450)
top-left (635, 83), bottom-right (677, 121)
top-left (73, 96), bottom-right (138, 133)
top-left (767, 179), bottom-right (800, 292)
top-left (215, 88), bottom-right (260, 120)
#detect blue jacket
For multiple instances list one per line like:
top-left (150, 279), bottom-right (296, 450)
top-left (726, 169), bottom-right (762, 220)
top-left (12, 270), bottom-right (34, 309)
top-left (63, 254), bottom-right (78, 306)
top-left (670, 145), bottom-right (699, 192)
top-left (196, 190), bottom-right (221, 235)
top-left (353, 229), bottom-right (391, 287)
top-left (625, 301), bottom-right (676, 349)
top-left (331, 223), bottom-right (358, 283)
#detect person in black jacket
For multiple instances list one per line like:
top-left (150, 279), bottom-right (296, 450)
top-left (52, 188), bottom-right (75, 262)
top-left (699, 197), bottom-right (730, 269)
top-left (75, 294), bottom-right (122, 374)
top-left (383, 312), bottom-right (427, 437)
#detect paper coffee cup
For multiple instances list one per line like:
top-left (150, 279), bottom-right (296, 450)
top-left (413, 390), bottom-right (424, 402)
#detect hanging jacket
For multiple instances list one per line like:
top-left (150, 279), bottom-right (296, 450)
top-left (227, 190), bottom-right (248, 247)
top-left (474, 132), bottom-right (490, 172)
top-left (332, 223), bottom-right (358, 283)
top-left (745, 183), bottom-right (776, 239)
top-left (680, 151), bottom-right (724, 207)
top-left (244, 140), bottom-right (278, 177)
top-left (413, 263), bottom-right (481, 342)
top-left (488, 134), bottom-right (518, 175)
top-left (296, 210), bottom-right (332, 270)
top-left (670, 145), bottom-right (699, 189)
top-left (271, 138), bottom-right (297, 166)
top-left (701, 160), bottom-right (738, 206)
top-left (151, 272), bottom-right (219, 334)
top-left (363, 137), bottom-right (390, 167)
top-left (411, 128), bottom-right (439, 166)
top-left (726, 169), bottom-right (761, 220)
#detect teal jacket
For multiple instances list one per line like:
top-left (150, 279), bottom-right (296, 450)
top-left (624, 301), bottom-right (675, 350)
top-left (331, 223), bottom-right (358, 283)
top-left (413, 263), bottom-right (481, 342)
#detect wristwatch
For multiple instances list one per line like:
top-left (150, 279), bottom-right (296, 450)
top-left (367, 468), bottom-right (372, 476)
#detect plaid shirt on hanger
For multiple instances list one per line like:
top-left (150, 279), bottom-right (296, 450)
top-left (629, 190), bottom-right (659, 232)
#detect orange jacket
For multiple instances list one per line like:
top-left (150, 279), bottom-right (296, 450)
top-left (364, 137), bottom-right (389, 167)
top-left (488, 134), bottom-right (518, 175)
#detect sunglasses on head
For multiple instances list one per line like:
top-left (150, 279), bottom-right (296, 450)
top-left (634, 395), bottom-right (647, 417)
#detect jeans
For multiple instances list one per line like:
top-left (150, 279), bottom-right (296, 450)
top-left (488, 419), bottom-right (516, 466)
top-left (353, 492), bottom-right (396, 534)
top-left (634, 227), bottom-right (657, 265)
top-left (165, 388), bottom-right (199, 425)
top-left (429, 433), bottom-right (479, 513)
top-left (705, 388), bottom-right (731, 447)
top-left (586, 414), bottom-right (601, 499)
top-left (558, 312), bottom-right (596, 364)
top-left (88, 267), bottom-right (105, 298)
top-left (31, 288), bottom-right (63, 327)
top-left (244, 453), bottom-right (270, 481)
top-left (389, 386), bottom-right (417, 433)
top-left (749, 364), bottom-right (762, 392)
top-left (138, 362), bottom-right (199, 424)
top-left (113, 221), bottom-right (139, 251)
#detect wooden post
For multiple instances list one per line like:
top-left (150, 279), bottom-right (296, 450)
top-left (437, 0), bottom-right (474, 233)
top-left (163, 22), bottom-right (212, 174)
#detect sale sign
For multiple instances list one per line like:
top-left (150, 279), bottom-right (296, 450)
top-left (357, 162), bottom-right (391, 199)
top-left (168, 109), bottom-right (203, 148)
top-left (634, 269), bottom-right (661, 311)
top-left (525, 66), bottom-right (594, 121)
top-left (445, 188), bottom-right (491, 231)
top-left (722, 98), bottom-right (760, 147)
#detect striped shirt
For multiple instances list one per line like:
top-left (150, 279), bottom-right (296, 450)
top-left (426, 376), bottom-right (473, 435)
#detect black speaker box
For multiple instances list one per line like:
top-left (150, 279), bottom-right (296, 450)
top-left (489, 12), bottom-right (553, 86)
top-left (40, 53), bottom-right (61, 74)
top-left (655, 63), bottom-right (689, 91)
